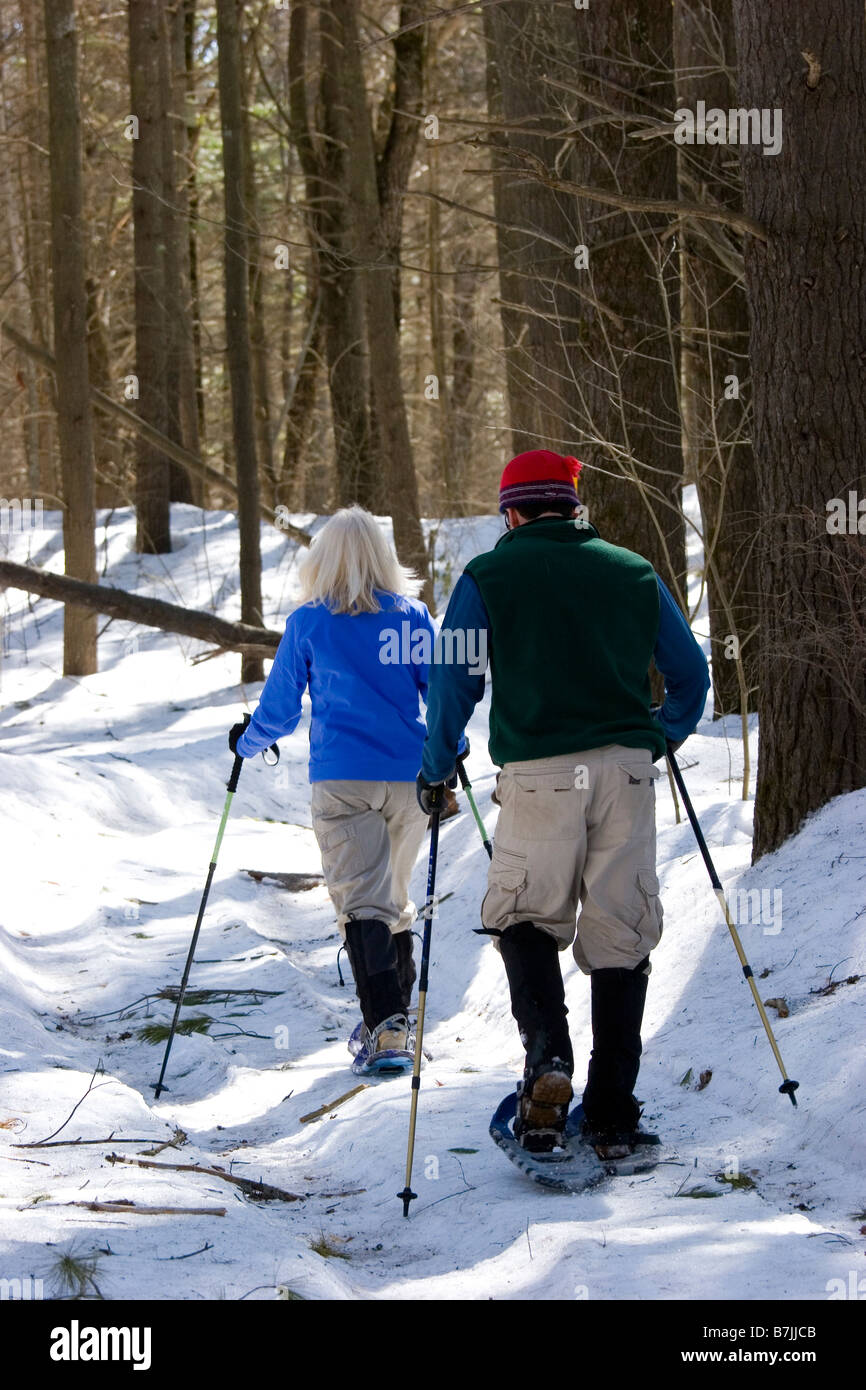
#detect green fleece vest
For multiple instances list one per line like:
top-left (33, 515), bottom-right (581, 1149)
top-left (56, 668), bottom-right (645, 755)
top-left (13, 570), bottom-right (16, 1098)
top-left (465, 519), bottom-right (665, 765)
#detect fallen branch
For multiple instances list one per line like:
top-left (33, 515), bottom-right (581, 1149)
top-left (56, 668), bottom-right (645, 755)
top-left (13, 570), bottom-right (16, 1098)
top-left (106, 1152), bottom-right (303, 1203)
top-left (0, 559), bottom-right (282, 658)
top-left (299, 1084), bottom-right (370, 1124)
top-left (15, 1062), bottom-right (116, 1148)
top-left (13, 1137), bottom-right (176, 1150)
top-left (54, 1200), bottom-right (226, 1217)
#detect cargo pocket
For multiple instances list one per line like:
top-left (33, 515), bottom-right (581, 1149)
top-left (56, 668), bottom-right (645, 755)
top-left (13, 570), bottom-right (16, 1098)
top-left (617, 761), bottom-right (662, 788)
top-left (480, 849), bottom-right (528, 933)
top-left (636, 866), bottom-right (664, 952)
top-left (316, 821), bottom-right (364, 887)
top-left (509, 770), bottom-right (580, 841)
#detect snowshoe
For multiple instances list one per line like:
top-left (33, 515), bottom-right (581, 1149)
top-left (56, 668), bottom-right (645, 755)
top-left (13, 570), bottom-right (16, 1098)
top-left (491, 1094), bottom-right (668, 1191)
top-left (350, 1014), bottom-right (415, 1077)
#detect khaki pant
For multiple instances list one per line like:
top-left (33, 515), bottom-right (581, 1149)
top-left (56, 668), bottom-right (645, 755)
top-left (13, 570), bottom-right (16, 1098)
top-left (481, 745), bottom-right (664, 973)
top-left (311, 781), bottom-right (427, 936)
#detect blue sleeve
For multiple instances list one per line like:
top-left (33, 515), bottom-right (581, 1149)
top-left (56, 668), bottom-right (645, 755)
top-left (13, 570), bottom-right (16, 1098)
top-left (653, 576), bottom-right (710, 742)
top-left (421, 573), bottom-right (488, 781)
top-left (236, 610), bottom-right (309, 757)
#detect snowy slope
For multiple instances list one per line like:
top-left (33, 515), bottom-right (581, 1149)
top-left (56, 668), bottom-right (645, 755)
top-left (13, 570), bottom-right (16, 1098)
top-left (0, 504), bottom-right (864, 1301)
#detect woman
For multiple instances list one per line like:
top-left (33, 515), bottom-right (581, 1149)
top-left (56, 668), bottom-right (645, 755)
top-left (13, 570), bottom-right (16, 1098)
top-left (228, 507), bottom-right (434, 1076)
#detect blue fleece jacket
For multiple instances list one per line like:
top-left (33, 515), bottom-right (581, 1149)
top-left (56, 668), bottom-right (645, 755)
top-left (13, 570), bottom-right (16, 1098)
top-left (237, 592), bottom-right (436, 782)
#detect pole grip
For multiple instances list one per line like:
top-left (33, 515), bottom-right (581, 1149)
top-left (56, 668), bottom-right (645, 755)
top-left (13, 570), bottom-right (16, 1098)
top-left (227, 712), bottom-right (251, 792)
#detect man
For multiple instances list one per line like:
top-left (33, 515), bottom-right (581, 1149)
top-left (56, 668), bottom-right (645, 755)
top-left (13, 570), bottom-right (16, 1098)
top-left (417, 450), bottom-right (709, 1156)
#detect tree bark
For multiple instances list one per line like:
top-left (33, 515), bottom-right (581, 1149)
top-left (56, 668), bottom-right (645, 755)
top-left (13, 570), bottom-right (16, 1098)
top-left (43, 0), bottom-right (97, 675)
top-left (675, 0), bottom-right (758, 718)
top-left (334, 0), bottom-right (431, 601)
top-left (216, 0), bottom-right (264, 683)
top-left (168, 0), bottom-right (202, 501)
top-left (0, 560), bottom-right (280, 657)
top-left (128, 0), bottom-right (172, 553)
top-left (733, 0), bottom-right (866, 857)
top-left (241, 33), bottom-right (274, 488)
top-left (288, 0), bottom-right (370, 509)
top-left (558, 1), bottom-right (688, 608)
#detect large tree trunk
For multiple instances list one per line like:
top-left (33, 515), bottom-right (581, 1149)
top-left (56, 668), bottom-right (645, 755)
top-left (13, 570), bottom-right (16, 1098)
top-left (43, 0), bottom-right (97, 675)
top-left (482, 1), bottom-right (586, 453)
top-left (733, 0), bottom-right (866, 857)
top-left (168, 0), bottom-right (202, 501)
top-left (241, 36), bottom-right (273, 489)
top-left (560, 2), bottom-right (688, 607)
top-left (128, 0), bottom-right (172, 553)
top-left (288, 1), bottom-right (370, 509)
top-left (675, 0), bottom-right (759, 719)
top-left (21, 0), bottom-right (56, 502)
top-left (183, 0), bottom-right (206, 452)
top-left (216, 0), bottom-right (264, 683)
top-left (334, 0), bottom-right (431, 600)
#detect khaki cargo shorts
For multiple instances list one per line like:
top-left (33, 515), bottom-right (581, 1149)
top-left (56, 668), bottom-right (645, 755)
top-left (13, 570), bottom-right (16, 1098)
top-left (481, 745), bottom-right (664, 973)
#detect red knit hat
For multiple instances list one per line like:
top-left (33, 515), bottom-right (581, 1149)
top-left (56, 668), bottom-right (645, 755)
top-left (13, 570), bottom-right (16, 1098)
top-left (498, 449), bottom-right (583, 514)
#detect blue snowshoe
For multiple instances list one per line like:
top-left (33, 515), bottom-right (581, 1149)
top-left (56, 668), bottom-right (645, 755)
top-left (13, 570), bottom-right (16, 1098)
top-left (349, 1014), bottom-right (415, 1077)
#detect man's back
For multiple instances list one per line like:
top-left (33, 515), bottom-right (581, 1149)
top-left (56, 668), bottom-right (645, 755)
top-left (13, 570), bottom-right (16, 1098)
top-left (465, 518), bottom-right (665, 765)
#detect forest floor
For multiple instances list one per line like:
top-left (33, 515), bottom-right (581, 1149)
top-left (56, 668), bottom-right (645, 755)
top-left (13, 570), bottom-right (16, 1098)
top-left (1, 501), bottom-right (864, 1301)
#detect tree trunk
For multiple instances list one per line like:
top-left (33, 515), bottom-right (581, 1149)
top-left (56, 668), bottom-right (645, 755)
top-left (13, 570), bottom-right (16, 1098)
top-left (21, 0), bottom-right (56, 501)
top-left (85, 276), bottom-right (124, 508)
top-left (559, 2), bottom-right (688, 608)
top-left (482, 3), bottom-right (547, 453)
top-left (183, 0), bottom-right (206, 452)
top-left (43, 0), bottom-right (97, 675)
top-left (334, 0), bottom-right (431, 601)
top-left (675, 0), bottom-right (758, 718)
top-left (168, 0), bottom-right (202, 501)
top-left (732, 0), bottom-right (866, 857)
top-left (241, 37), bottom-right (273, 488)
top-left (128, 0), bottom-right (172, 553)
top-left (288, 1), bottom-right (370, 510)
top-left (216, 0), bottom-right (264, 683)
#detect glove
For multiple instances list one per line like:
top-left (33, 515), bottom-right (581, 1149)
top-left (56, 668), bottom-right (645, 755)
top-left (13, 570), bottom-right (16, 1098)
top-left (455, 737), bottom-right (470, 767)
top-left (651, 704), bottom-right (684, 755)
top-left (228, 721), bottom-right (248, 755)
top-left (417, 772), bottom-right (450, 815)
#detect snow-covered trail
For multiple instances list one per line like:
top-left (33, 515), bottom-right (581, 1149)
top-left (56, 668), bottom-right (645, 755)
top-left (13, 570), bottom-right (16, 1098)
top-left (1, 506), bottom-right (864, 1301)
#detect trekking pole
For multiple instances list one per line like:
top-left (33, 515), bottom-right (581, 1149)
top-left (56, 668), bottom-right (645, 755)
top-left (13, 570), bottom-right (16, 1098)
top-left (398, 806), bottom-right (441, 1216)
top-left (152, 715), bottom-right (279, 1099)
top-left (665, 742), bottom-right (799, 1107)
top-left (456, 761), bottom-right (493, 859)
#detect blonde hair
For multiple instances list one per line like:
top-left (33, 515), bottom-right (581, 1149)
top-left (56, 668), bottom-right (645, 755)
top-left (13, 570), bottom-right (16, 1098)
top-left (297, 506), bottom-right (424, 614)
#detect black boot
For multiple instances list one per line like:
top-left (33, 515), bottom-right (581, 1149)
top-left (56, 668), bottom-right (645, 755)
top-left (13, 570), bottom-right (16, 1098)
top-left (499, 922), bottom-right (574, 1151)
top-left (394, 930), bottom-right (416, 1014)
top-left (582, 957), bottom-right (649, 1144)
top-left (344, 919), bottom-right (404, 1031)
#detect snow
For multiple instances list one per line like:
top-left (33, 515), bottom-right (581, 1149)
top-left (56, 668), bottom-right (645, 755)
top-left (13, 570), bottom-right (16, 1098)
top-left (1, 500), bottom-right (864, 1301)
